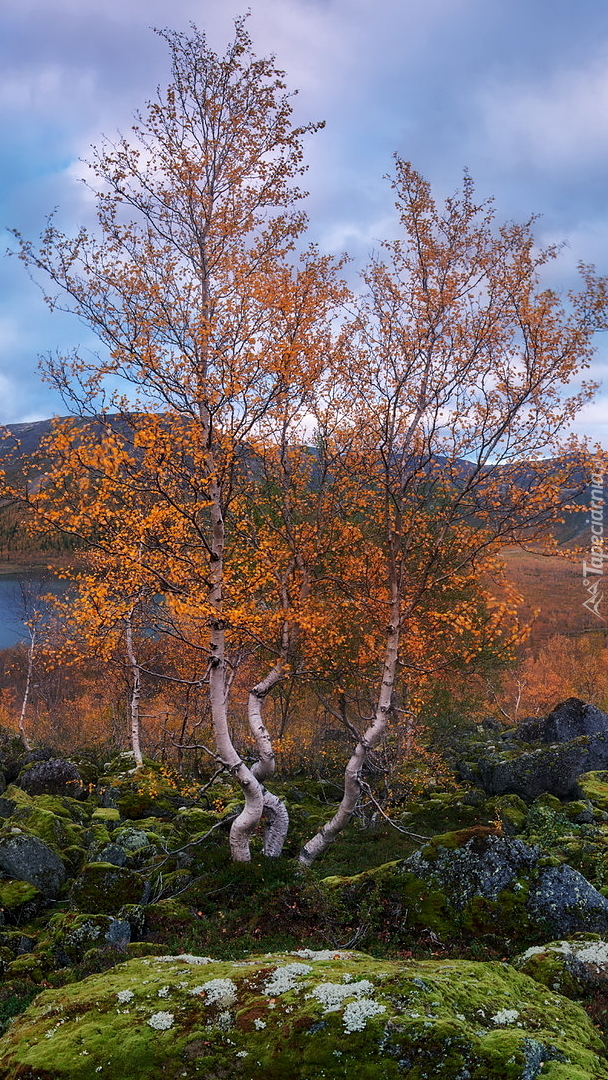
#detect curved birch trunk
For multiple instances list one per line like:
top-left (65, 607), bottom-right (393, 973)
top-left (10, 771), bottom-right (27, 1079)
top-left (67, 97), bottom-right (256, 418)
top-left (299, 583), bottom-right (400, 867)
top-left (246, 663), bottom-right (289, 857)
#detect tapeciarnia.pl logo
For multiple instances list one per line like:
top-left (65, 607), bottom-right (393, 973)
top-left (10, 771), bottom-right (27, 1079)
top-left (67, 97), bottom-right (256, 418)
top-left (582, 472), bottom-right (606, 621)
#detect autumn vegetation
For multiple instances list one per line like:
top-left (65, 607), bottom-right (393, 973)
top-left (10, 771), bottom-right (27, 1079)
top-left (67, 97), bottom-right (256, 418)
top-left (1, 18), bottom-right (608, 864)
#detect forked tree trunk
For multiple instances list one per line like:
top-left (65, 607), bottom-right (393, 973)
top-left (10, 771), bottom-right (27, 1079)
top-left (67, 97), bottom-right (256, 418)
top-left (299, 582), bottom-right (400, 866)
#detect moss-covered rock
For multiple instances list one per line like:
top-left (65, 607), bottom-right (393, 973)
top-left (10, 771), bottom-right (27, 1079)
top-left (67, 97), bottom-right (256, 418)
top-left (0, 950), bottom-right (606, 1079)
top-left (484, 793), bottom-right (529, 834)
top-left (7, 803), bottom-right (84, 851)
top-left (322, 824), bottom-right (608, 951)
top-left (0, 879), bottom-right (43, 923)
top-left (0, 833), bottom-right (66, 898)
top-left (477, 735), bottom-right (608, 801)
top-left (42, 911), bottom-right (132, 967)
top-left (4, 951), bottom-right (46, 982)
top-left (96, 765), bottom-right (187, 821)
top-left (69, 863), bottom-right (146, 914)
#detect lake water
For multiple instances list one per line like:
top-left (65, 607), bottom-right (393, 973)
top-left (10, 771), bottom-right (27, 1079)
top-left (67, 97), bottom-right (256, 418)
top-left (0, 574), bottom-right (62, 648)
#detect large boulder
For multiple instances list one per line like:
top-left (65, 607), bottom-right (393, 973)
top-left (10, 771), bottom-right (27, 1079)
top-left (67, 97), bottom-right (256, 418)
top-left (476, 736), bottom-right (608, 800)
top-left (515, 699), bottom-right (608, 744)
top-left (17, 758), bottom-right (84, 799)
top-left (402, 828), bottom-right (539, 909)
top-left (461, 700), bottom-right (608, 801)
top-left (323, 826), bottom-right (608, 951)
top-left (0, 951), bottom-right (606, 1079)
top-left (0, 834), bottom-right (65, 898)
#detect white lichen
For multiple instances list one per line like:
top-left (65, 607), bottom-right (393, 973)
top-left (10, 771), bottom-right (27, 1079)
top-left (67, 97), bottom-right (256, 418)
top-left (157, 986), bottom-right (171, 998)
top-left (342, 998), bottom-right (386, 1033)
top-left (491, 1009), bottom-right (519, 1025)
top-left (253, 1018), bottom-right (266, 1030)
top-left (264, 963), bottom-right (313, 995)
top-left (147, 1011), bottom-right (174, 1030)
top-left (116, 990), bottom-right (134, 1004)
top-left (190, 978), bottom-right (238, 1006)
top-left (308, 979), bottom-right (375, 1012)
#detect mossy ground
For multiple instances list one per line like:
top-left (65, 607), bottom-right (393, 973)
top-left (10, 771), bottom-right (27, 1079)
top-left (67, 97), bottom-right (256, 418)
top-left (4, 754), bottom-right (608, 1074)
top-left (1, 951), bottom-right (606, 1080)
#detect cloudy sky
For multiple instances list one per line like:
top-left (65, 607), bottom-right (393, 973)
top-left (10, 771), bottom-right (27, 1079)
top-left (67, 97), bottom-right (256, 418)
top-left (1, 0), bottom-right (608, 444)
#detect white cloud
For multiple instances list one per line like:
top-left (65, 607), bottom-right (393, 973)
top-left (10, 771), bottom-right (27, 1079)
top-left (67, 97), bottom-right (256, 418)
top-left (0, 65), bottom-right (97, 113)
top-left (477, 49), bottom-right (608, 170)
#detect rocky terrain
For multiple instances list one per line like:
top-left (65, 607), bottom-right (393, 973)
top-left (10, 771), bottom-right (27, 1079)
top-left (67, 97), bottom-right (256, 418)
top-left (3, 698), bottom-right (608, 1076)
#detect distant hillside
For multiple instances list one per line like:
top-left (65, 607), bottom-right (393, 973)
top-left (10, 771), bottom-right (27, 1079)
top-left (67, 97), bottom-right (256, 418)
top-left (0, 416), bottom-right (597, 546)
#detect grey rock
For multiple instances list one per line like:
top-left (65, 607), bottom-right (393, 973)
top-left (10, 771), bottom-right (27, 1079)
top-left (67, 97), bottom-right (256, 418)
top-left (50, 914), bottom-right (132, 967)
top-left (18, 758), bottom-right (84, 799)
top-left (114, 828), bottom-right (151, 851)
top-left (0, 797), bottom-right (15, 818)
top-left (0, 834), bottom-right (66, 898)
top-left (97, 843), bottom-right (127, 867)
top-left (105, 918), bottom-right (131, 947)
top-left (403, 834), bottom-right (539, 910)
top-left (527, 865), bottom-right (608, 936)
top-left (516, 699), bottom-right (608, 744)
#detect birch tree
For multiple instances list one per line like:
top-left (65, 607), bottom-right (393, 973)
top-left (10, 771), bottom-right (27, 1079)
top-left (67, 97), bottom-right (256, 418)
top-left (299, 161), bottom-right (608, 865)
top-left (15, 19), bottom-right (344, 861)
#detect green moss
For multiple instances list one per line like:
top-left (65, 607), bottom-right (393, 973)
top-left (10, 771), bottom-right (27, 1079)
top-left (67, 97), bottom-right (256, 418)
top-left (35, 795), bottom-right (91, 825)
top-left (578, 772), bottom-right (608, 812)
top-left (91, 807), bottom-right (120, 822)
top-left (0, 951), bottom-right (606, 1079)
top-left (0, 879), bottom-right (40, 910)
top-left (175, 807), bottom-right (218, 834)
top-left (534, 794), bottom-right (564, 812)
top-left (2, 785), bottom-right (34, 809)
top-left (399, 791), bottom-right (493, 836)
top-left (126, 943), bottom-right (168, 958)
top-left (418, 825), bottom-right (503, 861)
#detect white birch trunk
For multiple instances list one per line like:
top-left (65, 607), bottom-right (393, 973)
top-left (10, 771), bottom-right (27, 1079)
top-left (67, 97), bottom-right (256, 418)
top-left (261, 789), bottom-right (290, 857)
top-left (299, 581), bottom-right (400, 867)
top-left (18, 627), bottom-right (35, 752)
top-left (206, 472), bottom-right (264, 862)
top-left (124, 615), bottom-right (144, 767)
